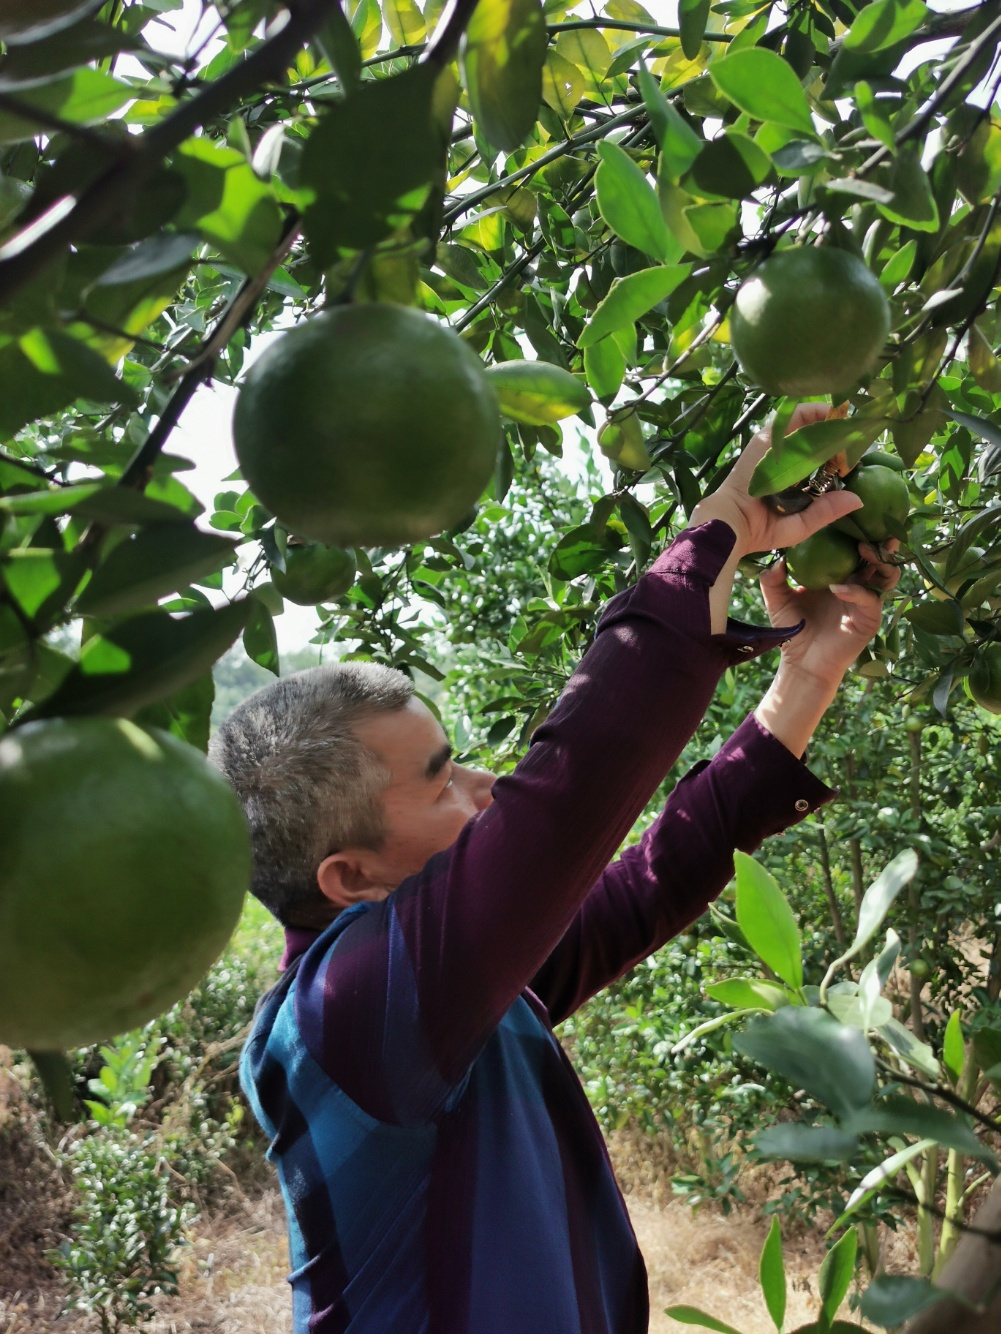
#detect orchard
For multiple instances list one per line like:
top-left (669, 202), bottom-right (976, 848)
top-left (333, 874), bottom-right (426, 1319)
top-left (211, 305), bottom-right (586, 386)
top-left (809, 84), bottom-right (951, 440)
top-left (0, 0), bottom-right (1000, 1330)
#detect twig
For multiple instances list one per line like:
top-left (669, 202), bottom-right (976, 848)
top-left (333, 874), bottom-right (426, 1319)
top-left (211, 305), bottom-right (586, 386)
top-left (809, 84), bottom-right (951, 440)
top-left (0, 0), bottom-right (339, 308)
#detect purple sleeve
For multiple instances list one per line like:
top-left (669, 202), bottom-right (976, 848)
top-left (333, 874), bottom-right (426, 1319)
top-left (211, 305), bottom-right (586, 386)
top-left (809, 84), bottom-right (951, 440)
top-left (294, 522), bottom-right (805, 1120)
top-left (528, 712), bottom-right (836, 1025)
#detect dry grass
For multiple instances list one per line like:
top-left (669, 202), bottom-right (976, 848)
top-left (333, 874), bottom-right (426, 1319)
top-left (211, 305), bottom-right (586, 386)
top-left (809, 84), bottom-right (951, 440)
top-left (1, 1078), bottom-right (921, 1334)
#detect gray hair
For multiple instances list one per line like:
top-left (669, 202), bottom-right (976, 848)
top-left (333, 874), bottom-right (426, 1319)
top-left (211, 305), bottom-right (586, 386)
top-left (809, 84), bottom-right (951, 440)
top-left (208, 662), bottom-right (414, 926)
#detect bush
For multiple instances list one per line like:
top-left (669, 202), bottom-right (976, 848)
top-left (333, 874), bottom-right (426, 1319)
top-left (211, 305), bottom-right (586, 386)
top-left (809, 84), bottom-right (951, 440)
top-left (50, 1128), bottom-right (192, 1333)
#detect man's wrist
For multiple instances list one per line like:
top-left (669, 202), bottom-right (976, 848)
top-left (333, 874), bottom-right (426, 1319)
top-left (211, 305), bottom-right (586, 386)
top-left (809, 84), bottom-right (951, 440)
top-left (754, 664), bottom-right (843, 758)
top-left (772, 659), bottom-right (847, 701)
top-left (690, 498), bottom-right (749, 554)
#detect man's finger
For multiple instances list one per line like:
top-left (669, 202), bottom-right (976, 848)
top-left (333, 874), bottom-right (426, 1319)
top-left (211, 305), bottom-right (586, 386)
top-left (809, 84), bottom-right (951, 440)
top-left (831, 582), bottom-right (883, 606)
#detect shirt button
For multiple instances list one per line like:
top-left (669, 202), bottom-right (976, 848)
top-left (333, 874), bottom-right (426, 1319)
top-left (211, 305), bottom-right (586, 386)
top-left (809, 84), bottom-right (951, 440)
top-left (794, 798), bottom-right (810, 812)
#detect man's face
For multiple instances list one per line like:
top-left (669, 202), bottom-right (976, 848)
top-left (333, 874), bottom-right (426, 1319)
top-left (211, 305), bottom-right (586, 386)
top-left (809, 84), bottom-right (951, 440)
top-left (352, 698), bottom-right (495, 892)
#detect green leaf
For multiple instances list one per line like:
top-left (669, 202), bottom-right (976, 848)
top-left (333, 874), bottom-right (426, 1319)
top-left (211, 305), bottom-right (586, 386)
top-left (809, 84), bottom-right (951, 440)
top-left (847, 1096), bottom-right (993, 1162)
top-left (755, 1123), bottom-right (860, 1164)
top-left (678, 0), bottom-right (711, 61)
top-left (243, 595), bottom-right (279, 676)
top-left (313, 1), bottom-right (362, 92)
top-left (818, 1229), bottom-right (857, 1334)
top-left (0, 67), bottom-right (133, 143)
top-left (578, 264), bottom-right (690, 347)
top-left (21, 600), bottom-right (251, 721)
top-left (851, 849), bottom-right (919, 960)
top-left (839, 1138), bottom-right (935, 1223)
top-left (972, 1027), bottom-right (1001, 1091)
top-left (879, 238), bottom-right (917, 289)
top-left (855, 80), bottom-right (895, 150)
top-left (904, 599), bottom-right (965, 635)
top-left (759, 1218), bottom-right (786, 1332)
top-left (173, 137), bottom-right (283, 276)
top-left (705, 978), bottom-right (789, 1012)
top-left (484, 360), bottom-right (591, 424)
top-left (942, 1010), bottom-right (965, 1084)
top-left (826, 985), bottom-right (893, 1031)
top-left (709, 48), bottom-right (815, 135)
top-left (0, 0), bottom-right (104, 44)
top-left (595, 141), bottom-right (674, 263)
top-left (384, 0), bottom-right (426, 46)
top-left (2, 548), bottom-right (86, 623)
top-left (748, 416), bottom-right (887, 497)
top-left (734, 1008), bottom-right (876, 1120)
top-left (548, 522), bottom-right (621, 581)
top-left (91, 232), bottom-right (199, 286)
top-left (877, 148), bottom-right (940, 233)
top-left (542, 49), bottom-right (585, 119)
top-left (301, 64), bottom-right (444, 259)
top-left (685, 130), bottom-right (772, 200)
top-left (665, 1306), bottom-right (742, 1334)
top-left (842, 0), bottom-right (928, 55)
top-left (878, 1017), bottom-right (940, 1080)
top-left (652, 102), bottom-right (703, 185)
top-left (133, 672), bottom-right (215, 752)
top-left (460, 0), bottom-right (547, 151)
top-left (734, 851), bottom-right (803, 989)
top-left (0, 482), bottom-right (190, 525)
top-left (0, 16), bottom-right (137, 81)
top-left (0, 330), bottom-right (135, 440)
top-left (858, 1276), bottom-right (948, 1329)
top-left (583, 334), bottom-right (627, 402)
top-left (75, 525), bottom-right (239, 619)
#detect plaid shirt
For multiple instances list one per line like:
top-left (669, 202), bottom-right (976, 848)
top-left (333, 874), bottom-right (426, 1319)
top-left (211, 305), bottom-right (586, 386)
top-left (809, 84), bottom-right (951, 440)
top-left (241, 521), bottom-right (833, 1333)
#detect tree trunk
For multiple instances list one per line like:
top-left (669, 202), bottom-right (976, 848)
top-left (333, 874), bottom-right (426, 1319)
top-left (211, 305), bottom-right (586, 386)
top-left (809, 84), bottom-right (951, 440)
top-left (903, 1175), bottom-right (1001, 1334)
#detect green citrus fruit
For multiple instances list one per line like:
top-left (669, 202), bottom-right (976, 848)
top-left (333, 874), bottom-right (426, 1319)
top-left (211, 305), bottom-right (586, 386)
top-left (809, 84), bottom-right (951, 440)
top-left (272, 543), bottom-right (357, 606)
top-left (0, 0), bottom-right (100, 41)
top-left (857, 449), bottom-right (906, 472)
top-left (968, 642), bottom-right (1001, 713)
top-left (0, 718), bottom-right (250, 1050)
top-left (836, 464), bottom-right (911, 543)
top-left (233, 304), bottom-right (502, 548)
top-left (483, 360), bottom-right (591, 426)
top-left (909, 958), bottom-right (932, 982)
top-left (731, 248), bottom-right (891, 396)
top-left (785, 528), bottom-right (861, 590)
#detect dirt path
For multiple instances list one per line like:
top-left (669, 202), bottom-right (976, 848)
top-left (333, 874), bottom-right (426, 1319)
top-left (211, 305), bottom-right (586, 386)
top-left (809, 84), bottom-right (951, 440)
top-left (3, 1185), bottom-right (882, 1334)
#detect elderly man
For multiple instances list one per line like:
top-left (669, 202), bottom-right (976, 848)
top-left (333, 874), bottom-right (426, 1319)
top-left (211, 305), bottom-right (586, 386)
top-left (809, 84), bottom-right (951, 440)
top-left (211, 408), bottom-right (895, 1333)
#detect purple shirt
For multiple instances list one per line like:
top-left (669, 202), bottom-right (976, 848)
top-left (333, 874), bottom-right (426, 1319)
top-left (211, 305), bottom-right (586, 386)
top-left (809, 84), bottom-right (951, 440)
top-left (241, 520), bottom-right (834, 1332)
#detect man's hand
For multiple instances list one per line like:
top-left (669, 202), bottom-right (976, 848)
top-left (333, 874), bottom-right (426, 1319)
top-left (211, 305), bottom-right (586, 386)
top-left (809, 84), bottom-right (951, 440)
top-left (760, 540), bottom-right (901, 690)
top-left (753, 539), bottom-right (900, 757)
top-left (691, 403), bottom-right (864, 558)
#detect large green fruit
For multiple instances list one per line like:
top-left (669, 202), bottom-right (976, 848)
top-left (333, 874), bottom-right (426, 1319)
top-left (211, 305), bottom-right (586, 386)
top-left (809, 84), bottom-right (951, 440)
top-left (272, 543), bottom-right (357, 606)
top-left (785, 528), bottom-right (861, 590)
top-left (731, 248), bottom-right (890, 396)
top-left (0, 718), bottom-right (250, 1050)
top-left (837, 464), bottom-right (911, 542)
top-left (969, 643), bottom-right (1001, 714)
top-left (233, 304), bottom-right (502, 548)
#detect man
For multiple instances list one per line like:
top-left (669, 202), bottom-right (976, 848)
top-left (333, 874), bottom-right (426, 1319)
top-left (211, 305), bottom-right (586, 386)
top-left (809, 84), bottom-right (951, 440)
top-left (211, 407), bottom-right (897, 1333)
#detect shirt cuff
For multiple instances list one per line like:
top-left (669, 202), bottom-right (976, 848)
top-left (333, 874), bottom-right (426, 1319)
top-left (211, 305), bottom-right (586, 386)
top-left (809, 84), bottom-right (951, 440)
top-left (680, 711), bottom-right (836, 852)
top-left (652, 521), bottom-right (805, 665)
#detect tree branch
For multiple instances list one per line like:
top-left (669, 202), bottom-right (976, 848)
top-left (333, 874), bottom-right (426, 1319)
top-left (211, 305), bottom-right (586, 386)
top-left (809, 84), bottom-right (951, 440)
top-left (0, 0), bottom-right (338, 309)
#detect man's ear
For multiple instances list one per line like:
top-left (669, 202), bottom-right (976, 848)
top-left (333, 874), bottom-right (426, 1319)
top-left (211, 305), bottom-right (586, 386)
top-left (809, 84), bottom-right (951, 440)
top-left (316, 852), bottom-right (390, 911)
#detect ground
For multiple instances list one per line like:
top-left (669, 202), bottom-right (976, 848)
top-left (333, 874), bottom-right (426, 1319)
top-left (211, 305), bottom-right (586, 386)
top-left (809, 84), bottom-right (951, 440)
top-left (0, 1051), bottom-right (905, 1333)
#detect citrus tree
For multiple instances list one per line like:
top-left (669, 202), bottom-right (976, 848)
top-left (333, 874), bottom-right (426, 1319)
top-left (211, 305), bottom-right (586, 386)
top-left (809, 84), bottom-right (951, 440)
top-left (2, 0), bottom-right (1001, 1326)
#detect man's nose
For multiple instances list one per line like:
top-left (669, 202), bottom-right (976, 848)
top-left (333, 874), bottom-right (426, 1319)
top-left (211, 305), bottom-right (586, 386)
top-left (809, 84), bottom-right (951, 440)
top-left (458, 764), bottom-right (495, 811)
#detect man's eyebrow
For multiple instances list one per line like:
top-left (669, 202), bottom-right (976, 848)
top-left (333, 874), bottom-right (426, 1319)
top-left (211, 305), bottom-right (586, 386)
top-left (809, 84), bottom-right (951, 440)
top-left (424, 741), bottom-right (453, 781)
